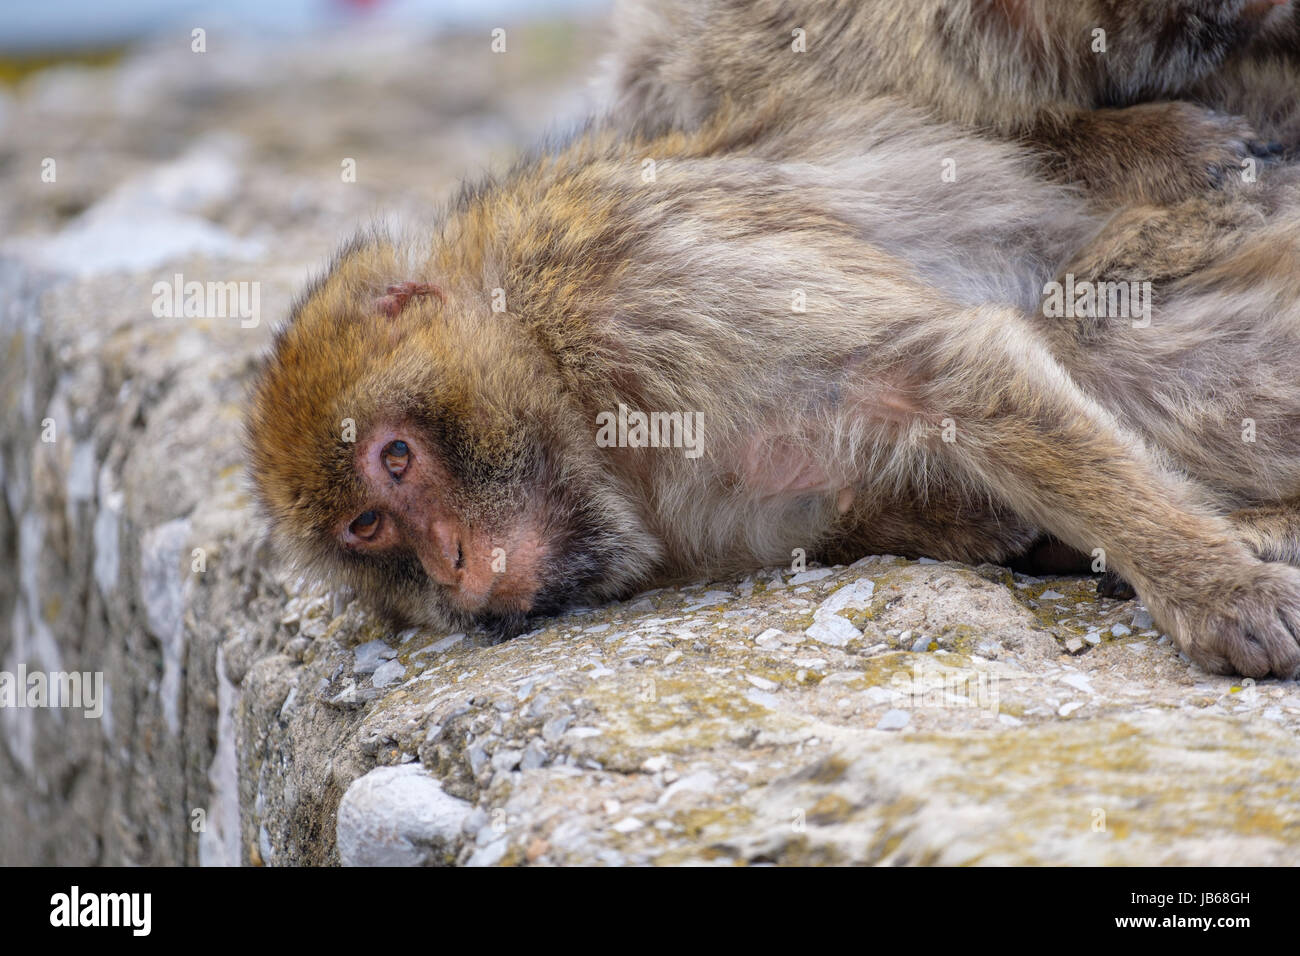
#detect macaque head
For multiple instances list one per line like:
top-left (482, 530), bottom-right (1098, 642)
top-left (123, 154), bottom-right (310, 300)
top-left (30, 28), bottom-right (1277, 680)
top-left (246, 234), bottom-right (655, 636)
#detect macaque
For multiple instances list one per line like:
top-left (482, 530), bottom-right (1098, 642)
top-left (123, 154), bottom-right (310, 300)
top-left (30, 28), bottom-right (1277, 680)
top-left (248, 100), bottom-right (1300, 679)
top-left (603, 0), bottom-right (1297, 205)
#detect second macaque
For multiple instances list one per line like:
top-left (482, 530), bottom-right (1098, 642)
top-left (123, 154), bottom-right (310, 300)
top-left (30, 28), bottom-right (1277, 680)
top-left (604, 0), bottom-right (1297, 206)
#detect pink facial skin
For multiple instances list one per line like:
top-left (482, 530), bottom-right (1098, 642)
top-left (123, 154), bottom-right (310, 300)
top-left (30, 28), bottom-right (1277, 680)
top-left (340, 424), bottom-right (549, 615)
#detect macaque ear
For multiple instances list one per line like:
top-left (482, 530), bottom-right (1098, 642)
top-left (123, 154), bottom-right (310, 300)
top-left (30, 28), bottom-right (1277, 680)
top-left (374, 282), bottom-right (446, 318)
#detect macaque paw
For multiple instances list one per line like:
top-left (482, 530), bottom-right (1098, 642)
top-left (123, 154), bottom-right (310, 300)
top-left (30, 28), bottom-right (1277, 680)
top-left (1164, 103), bottom-right (1275, 196)
top-left (1152, 561), bottom-right (1300, 679)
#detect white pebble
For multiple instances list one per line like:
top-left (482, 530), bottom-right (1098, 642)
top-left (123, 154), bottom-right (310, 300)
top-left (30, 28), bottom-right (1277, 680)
top-left (876, 709), bottom-right (911, 731)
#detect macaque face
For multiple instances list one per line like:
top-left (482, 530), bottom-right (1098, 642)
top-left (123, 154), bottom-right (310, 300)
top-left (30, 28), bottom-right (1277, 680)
top-left (247, 247), bottom-right (657, 637)
top-left (328, 404), bottom-right (657, 635)
top-left (338, 418), bottom-right (551, 619)
top-left (306, 368), bottom-right (637, 636)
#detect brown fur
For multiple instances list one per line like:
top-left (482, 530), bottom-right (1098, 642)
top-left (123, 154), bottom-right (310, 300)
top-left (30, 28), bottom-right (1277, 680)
top-left (1192, 2), bottom-right (1300, 147)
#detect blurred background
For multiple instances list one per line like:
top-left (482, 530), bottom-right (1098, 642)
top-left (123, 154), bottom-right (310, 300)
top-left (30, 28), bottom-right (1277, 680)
top-left (0, 0), bottom-right (609, 50)
top-left (0, 0), bottom-right (614, 277)
top-left (0, 0), bottom-right (616, 865)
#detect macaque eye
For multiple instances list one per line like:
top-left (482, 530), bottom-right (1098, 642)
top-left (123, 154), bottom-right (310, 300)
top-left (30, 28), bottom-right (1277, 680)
top-left (382, 440), bottom-right (410, 479)
top-left (351, 510), bottom-right (382, 539)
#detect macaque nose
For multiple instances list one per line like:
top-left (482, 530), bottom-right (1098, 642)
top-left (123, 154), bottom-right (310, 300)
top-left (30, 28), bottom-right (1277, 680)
top-left (418, 518), bottom-right (465, 589)
top-left (418, 519), bottom-right (503, 610)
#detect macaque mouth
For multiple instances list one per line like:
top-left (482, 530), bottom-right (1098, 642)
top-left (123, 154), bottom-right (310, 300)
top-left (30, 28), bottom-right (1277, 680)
top-left (423, 517), bottom-right (551, 618)
top-left (443, 505), bottom-right (629, 636)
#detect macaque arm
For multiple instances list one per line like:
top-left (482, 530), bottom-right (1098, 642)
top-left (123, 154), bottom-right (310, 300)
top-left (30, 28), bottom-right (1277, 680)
top-left (1029, 102), bottom-right (1274, 206)
top-left (907, 305), bottom-right (1300, 677)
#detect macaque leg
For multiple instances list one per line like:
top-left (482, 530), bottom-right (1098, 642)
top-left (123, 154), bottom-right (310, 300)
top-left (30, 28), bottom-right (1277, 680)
top-left (1030, 102), bottom-right (1277, 207)
top-left (908, 305), bottom-right (1300, 678)
top-left (1107, 502), bottom-right (1300, 598)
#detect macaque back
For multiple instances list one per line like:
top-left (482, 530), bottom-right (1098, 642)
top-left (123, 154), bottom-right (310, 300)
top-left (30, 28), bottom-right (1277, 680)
top-left (605, 0), bottom-right (1298, 204)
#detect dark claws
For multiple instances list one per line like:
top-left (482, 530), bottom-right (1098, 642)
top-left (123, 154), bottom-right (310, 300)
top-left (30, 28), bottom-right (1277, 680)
top-left (1097, 570), bottom-right (1137, 601)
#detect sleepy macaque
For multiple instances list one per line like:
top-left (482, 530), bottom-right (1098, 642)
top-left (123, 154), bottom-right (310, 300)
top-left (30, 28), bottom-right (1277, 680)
top-left (248, 106), bottom-right (1300, 678)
